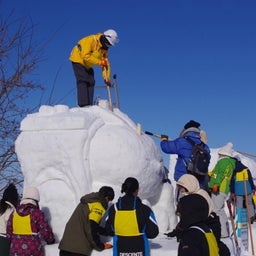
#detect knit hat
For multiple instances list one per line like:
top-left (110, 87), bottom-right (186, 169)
top-left (184, 120), bottom-right (201, 129)
top-left (22, 186), bottom-right (40, 202)
top-left (218, 142), bottom-right (233, 157)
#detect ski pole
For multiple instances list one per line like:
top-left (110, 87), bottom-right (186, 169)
top-left (226, 199), bottom-right (241, 256)
top-left (243, 173), bottom-right (255, 256)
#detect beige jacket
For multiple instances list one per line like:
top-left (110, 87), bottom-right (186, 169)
top-left (0, 201), bottom-right (15, 234)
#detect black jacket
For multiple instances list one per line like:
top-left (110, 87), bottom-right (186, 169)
top-left (177, 194), bottom-right (218, 256)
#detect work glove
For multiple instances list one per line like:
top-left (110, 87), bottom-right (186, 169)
top-left (212, 184), bottom-right (219, 194)
top-left (208, 171), bottom-right (213, 177)
top-left (102, 64), bottom-right (111, 84)
top-left (104, 243), bottom-right (113, 249)
top-left (105, 80), bottom-right (112, 86)
top-left (100, 59), bottom-right (108, 67)
top-left (164, 228), bottom-right (182, 242)
top-left (161, 135), bottom-right (168, 141)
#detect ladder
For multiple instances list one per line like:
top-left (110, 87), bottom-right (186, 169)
top-left (95, 74), bottom-right (120, 111)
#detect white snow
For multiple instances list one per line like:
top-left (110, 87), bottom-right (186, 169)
top-left (15, 101), bottom-right (256, 256)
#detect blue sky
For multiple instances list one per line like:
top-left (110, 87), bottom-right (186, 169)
top-left (1, 0), bottom-right (256, 166)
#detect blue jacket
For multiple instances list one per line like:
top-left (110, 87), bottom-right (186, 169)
top-left (230, 161), bottom-right (255, 196)
top-left (160, 130), bottom-right (211, 183)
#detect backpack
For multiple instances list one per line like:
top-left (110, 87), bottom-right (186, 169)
top-left (185, 137), bottom-right (210, 176)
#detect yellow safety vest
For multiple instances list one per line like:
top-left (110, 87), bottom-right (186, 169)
top-left (12, 212), bottom-right (37, 235)
top-left (190, 226), bottom-right (219, 256)
top-left (114, 203), bottom-right (141, 237)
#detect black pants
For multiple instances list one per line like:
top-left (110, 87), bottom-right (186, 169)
top-left (59, 249), bottom-right (87, 256)
top-left (72, 62), bottom-right (95, 107)
top-left (0, 236), bottom-right (10, 256)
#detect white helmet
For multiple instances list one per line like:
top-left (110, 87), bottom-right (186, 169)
top-left (104, 29), bottom-right (119, 46)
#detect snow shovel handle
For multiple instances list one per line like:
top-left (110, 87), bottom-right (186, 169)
top-left (144, 131), bottom-right (172, 141)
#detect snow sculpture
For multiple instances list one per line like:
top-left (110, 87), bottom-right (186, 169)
top-left (15, 102), bottom-right (177, 247)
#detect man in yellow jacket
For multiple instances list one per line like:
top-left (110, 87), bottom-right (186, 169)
top-left (69, 29), bottom-right (119, 107)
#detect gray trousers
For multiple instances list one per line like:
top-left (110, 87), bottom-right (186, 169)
top-left (236, 194), bottom-right (255, 219)
top-left (211, 192), bottom-right (229, 237)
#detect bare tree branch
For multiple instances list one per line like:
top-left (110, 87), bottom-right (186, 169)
top-left (0, 12), bottom-right (46, 190)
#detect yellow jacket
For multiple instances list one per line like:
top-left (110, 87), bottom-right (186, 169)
top-left (69, 33), bottom-right (111, 81)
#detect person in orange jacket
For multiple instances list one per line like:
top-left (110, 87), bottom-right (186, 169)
top-left (69, 29), bottom-right (119, 107)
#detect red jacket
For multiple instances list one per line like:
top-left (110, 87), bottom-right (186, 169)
top-left (6, 202), bottom-right (55, 256)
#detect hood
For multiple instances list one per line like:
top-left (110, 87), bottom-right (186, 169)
top-left (234, 160), bottom-right (247, 172)
top-left (176, 174), bottom-right (200, 194)
top-left (80, 192), bottom-right (108, 209)
top-left (195, 189), bottom-right (215, 215)
top-left (16, 203), bottom-right (38, 216)
top-left (178, 194), bottom-right (209, 229)
top-left (179, 128), bottom-right (201, 138)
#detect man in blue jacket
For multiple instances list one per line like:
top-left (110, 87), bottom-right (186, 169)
top-left (160, 120), bottom-right (211, 193)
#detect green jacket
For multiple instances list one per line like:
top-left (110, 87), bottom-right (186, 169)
top-left (59, 192), bottom-right (108, 255)
top-left (208, 157), bottom-right (236, 194)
